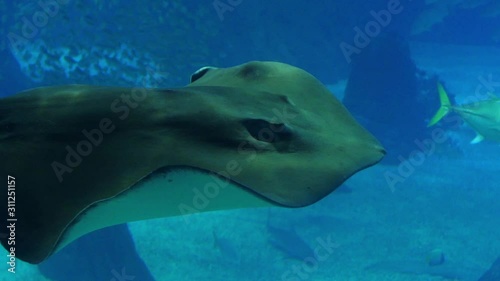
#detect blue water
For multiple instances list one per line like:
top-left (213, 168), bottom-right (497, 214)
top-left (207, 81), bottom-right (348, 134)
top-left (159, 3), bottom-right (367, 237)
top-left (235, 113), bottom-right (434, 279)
top-left (1, 1), bottom-right (500, 280)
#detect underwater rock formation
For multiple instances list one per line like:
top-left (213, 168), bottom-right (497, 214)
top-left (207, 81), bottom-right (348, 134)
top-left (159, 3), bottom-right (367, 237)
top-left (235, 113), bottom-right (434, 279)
top-left (5, 1), bottom-right (221, 87)
top-left (343, 34), bottom-right (442, 163)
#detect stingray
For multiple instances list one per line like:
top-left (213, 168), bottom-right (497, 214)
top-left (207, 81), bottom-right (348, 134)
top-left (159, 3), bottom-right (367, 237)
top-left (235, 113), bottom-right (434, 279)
top-left (0, 61), bottom-right (385, 264)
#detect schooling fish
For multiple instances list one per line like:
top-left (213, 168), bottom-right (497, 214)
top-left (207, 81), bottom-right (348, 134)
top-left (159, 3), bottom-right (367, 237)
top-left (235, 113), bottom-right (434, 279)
top-left (428, 82), bottom-right (500, 143)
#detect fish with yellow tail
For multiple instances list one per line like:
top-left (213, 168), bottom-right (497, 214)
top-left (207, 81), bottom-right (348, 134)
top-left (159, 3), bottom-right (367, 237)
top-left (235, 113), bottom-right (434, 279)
top-left (428, 82), bottom-right (500, 144)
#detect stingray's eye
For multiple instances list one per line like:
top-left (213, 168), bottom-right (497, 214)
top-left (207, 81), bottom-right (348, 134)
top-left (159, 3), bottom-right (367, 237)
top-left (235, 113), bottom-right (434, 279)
top-left (242, 119), bottom-right (293, 143)
top-left (190, 66), bottom-right (217, 83)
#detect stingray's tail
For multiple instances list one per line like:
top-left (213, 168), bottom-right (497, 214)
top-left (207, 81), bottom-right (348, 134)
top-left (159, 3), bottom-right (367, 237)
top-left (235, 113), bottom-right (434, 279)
top-left (428, 82), bottom-right (452, 127)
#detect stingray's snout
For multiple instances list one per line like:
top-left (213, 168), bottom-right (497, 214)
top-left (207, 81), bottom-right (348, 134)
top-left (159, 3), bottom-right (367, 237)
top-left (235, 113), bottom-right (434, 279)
top-left (376, 145), bottom-right (387, 155)
top-left (357, 141), bottom-right (386, 164)
top-left (371, 143), bottom-right (386, 160)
